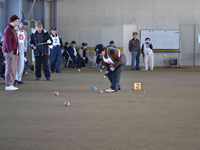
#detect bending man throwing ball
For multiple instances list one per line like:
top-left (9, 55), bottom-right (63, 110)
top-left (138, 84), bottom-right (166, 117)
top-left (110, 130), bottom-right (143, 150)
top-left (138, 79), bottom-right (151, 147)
top-left (100, 47), bottom-right (127, 93)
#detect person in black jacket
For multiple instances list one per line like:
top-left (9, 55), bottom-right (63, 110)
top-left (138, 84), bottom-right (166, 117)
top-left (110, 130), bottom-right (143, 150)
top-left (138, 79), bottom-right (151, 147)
top-left (129, 32), bottom-right (141, 70)
top-left (0, 40), bottom-right (5, 79)
top-left (68, 41), bottom-right (82, 68)
top-left (94, 44), bottom-right (105, 69)
top-left (29, 21), bottom-right (52, 81)
top-left (62, 42), bottom-right (70, 62)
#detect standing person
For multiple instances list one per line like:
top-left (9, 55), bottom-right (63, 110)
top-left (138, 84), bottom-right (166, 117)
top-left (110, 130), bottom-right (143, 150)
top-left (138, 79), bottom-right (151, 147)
top-left (142, 38), bottom-right (154, 71)
top-left (29, 21), bottom-right (52, 81)
top-left (2, 15), bottom-right (19, 90)
top-left (100, 47), bottom-right (127, 93)
top-left (94, 43), bottom-right (105, 69)
top-left (49, 26), bottom-right (63, 73)
top-left (106, 40), bottom-right (117, 48)
top-left (129, 32), bottom-right (141, 70)
top-left (68, 41), bottom-right (82, 69)
top-left (79, 42), bottom-right (89, 67)
top-left (15, 18), bottom-right (28, 85)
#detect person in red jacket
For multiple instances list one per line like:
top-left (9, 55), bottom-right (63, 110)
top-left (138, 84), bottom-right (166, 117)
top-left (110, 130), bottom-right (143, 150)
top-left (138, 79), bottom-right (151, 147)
top-left (2, 15), bottom-right (19, 91)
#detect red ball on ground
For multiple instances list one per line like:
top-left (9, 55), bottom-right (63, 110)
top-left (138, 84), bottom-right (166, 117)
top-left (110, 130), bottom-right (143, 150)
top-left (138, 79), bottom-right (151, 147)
top-left (64, 101), bottom-right (70, 107)
top-left (98, 90), bottom-right (103, 94)
top-left (54, 91), bottom-right (59, 96)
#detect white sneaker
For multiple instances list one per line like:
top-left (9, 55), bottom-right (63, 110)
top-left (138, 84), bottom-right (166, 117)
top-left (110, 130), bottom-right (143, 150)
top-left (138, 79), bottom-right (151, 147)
top-left (105, 88), bottom-right (115, 93)
top-left (5, 86), bottom-right (18, 91)
top-left (102, 66), bottom-right (105, 69)
top-left (150, 69), bottom-right (153, 71)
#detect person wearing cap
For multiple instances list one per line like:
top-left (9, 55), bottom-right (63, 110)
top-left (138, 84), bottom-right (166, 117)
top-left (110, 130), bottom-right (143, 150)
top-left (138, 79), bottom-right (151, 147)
top-left (79, 42), bottom-right (89, 67)
top-left (68, 41), bottom-right (82, 68)
top-left (3, 15), bottom-right (19, 90)
top-left (106, 41), bottom-right (117, 49)
top-left (14, 18), bottom-right (28, 85)
top-left (94, 43), bottom-right (105, 69)
top-left (29, 20), bottom-right (52, 81)
top-left (49, 26), bottom-right (63, 73)
top-left (129, 32), bottom-right (141, 70)
top-left (63, 42), bottom-right (70, 62)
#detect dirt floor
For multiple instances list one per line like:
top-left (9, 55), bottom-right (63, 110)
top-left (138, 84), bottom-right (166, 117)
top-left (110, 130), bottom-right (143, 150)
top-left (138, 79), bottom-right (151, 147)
top-left (0, 67), bottom-right (200, 150)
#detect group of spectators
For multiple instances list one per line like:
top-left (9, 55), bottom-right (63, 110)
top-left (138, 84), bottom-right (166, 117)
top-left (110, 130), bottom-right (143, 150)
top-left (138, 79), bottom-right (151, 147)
top-left (1, 14), bottom-right (154, 91)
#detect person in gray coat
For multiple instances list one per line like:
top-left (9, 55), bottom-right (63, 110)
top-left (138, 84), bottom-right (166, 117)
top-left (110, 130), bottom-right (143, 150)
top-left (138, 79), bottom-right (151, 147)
top-left (129, 32), bottom-right (140, 70)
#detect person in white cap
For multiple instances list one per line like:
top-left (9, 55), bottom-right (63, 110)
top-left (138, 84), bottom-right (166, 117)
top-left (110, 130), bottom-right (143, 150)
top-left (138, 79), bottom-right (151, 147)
top-left (15, 18), bottom-right (28, 85)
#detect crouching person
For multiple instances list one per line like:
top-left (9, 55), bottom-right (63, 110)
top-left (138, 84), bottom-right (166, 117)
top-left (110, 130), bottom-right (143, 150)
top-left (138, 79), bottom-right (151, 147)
top-left (29, 21), bottom-right (52, 81)
top-left (100, 47), bottom-right (127, 93)
top-left (142, 38), bottom-right (154, 71)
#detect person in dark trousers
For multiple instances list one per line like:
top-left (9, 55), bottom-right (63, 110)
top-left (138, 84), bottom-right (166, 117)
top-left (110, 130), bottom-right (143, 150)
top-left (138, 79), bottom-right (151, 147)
top-left (29, 21), bottom-right (52, 81)
top-left (63, 42), bottom-right (70, 62)
top-left (0, 40), bottom-right (5, 79)
top-left (106, 40), bottom-right (117, 48)
top-left (79, 42), bottom-right (89, 67)
top-left (49, 26), bottom-right (63, 73)
top-left (24, 57), bottom-right (30, 74)
top-left (94, 43), bottom-right (105, 69)
top-left (99, 47), bottom-right (127, 93)
top-left (3, 15), bottom-right (19, 91)
top-left (68, 41), bottom-right (82, 68)
top-left (129, 32), bottom-right (141, 70)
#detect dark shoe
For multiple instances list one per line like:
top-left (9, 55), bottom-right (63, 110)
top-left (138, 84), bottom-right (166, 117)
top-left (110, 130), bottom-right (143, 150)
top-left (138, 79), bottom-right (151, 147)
top-left (18, 81), bottom-right (24, 84)
top-left (14, 80), bottom-right (18, 85)
top-left (136, 68), bottom-right (141, 70)
top-left (51, 71), bottom-right (54, 73)
top-left (56, 71), bottom-right (61, 73)
top-left (35, 78), bottom-right (41, 81)
top-left (46, 78), bottom-right (51, 81)
top-left (118, 87), bottom-right (121, 90)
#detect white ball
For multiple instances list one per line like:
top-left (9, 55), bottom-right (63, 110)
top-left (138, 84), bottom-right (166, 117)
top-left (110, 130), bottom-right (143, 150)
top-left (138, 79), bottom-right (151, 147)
top-left (78, 69), bottom-right (80, 72)
top-left (100, 70), bottom-right (102, 72)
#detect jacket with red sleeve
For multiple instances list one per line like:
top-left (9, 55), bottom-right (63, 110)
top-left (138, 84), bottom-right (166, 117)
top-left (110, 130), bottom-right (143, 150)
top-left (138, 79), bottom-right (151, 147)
top-left (2, 24), bottom-right (18, 55)
top-left (104, 47), bottom-right (127, 71)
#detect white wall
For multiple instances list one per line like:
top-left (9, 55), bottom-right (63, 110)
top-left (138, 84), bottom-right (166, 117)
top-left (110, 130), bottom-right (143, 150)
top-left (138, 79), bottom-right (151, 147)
top-left (57, 0), bottom-right (200, 47)
top-left (57, 0), bottom-right (200, 66)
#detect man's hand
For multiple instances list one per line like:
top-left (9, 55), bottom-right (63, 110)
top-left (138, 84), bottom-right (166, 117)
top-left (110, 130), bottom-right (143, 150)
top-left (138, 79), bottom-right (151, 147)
top-left (105, 71), bottom-right (109, 76)
top-left (33, 46), bottom-right (37, 50)
top-left (110, 65), bottom-right (115, 72)
top-left (9, 52), bottom-right (13, 60)
top-left (47, 40), bottom-right (51, 44)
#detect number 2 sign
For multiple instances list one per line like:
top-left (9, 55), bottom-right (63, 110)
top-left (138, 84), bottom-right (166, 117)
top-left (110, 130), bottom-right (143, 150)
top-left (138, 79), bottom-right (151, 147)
top-left (134, 83), bottom-right (141, 90)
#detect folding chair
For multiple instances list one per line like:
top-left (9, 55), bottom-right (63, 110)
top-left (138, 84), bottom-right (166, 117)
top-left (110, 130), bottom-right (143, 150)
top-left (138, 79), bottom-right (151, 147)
top-left (64, 50), bottom-right (76, 69)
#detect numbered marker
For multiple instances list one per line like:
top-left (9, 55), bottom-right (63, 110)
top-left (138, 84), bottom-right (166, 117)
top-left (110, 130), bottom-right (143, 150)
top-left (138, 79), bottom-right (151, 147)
top-left (134, 83), bottom-right (141, 90)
